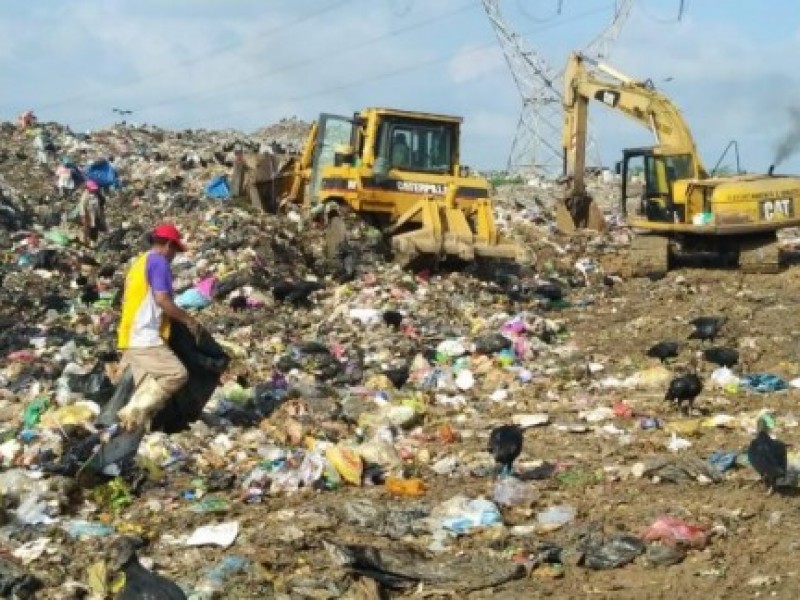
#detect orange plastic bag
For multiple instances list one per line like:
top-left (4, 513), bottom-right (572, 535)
top-left (385, 476), bottom-right (426, 497)
top-left (438, 423), bottom-right (459, 444)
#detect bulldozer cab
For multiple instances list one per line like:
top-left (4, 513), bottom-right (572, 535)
top-left (276, 106), bottom-right (521, 266)
top-left (307, 111), bottom-right (459, 205)
top-left (620, 147), bottom-right (694, 224)
top-left (375, 118), bottom-right (456, 175)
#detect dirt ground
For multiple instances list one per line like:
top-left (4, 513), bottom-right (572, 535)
top-left (49, 267), bottom-right (798, 599)
top-left (475, 266), bottom-right (800, 599)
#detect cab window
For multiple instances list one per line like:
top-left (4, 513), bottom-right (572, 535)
top-left (379, 120), bottom-right (456, 173)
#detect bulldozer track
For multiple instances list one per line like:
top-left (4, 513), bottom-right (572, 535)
top-left (739, 237), bottom-right (782, 274)
top-left (628, 235), bottom-right (669, 278)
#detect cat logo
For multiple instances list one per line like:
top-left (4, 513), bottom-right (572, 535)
top-left (760, 198), bottom-right (794, 220)
top-left (594, 89), bottom-right (620, 108)
top-left (396, 181), bottom-right (447, 195)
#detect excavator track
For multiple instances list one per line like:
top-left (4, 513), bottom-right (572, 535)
top-left (628, 235), bottom-right (669, 279)
top-left (738, 236), bottom-right (782, 274)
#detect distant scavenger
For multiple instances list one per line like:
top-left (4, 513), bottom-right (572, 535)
top-left (77, 179), bottom-right (106, 246)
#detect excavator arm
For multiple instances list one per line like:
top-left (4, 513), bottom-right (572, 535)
top-left (559, 51), bottom-right (707, 231)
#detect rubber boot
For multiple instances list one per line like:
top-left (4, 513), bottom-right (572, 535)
top-left (117, 376), bottom-right (170, 431)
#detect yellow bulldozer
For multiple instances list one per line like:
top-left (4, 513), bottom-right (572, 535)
top-left (560, 51), bottom-right (800, 275)
top-left (233, 107), bottom-right (520, 267)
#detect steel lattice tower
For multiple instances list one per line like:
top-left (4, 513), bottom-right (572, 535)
top-left (482, 0), bottom-right (634, 175)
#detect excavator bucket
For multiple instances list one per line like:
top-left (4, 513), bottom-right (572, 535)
top-left (555, 194), bottom-right (606, 233)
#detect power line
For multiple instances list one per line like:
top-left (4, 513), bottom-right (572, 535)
top-left (638, 0), bottom-right (687, 24)
top-left (125, 3), bottom-right (477, 116)
top-left (173, 3), bottom-right (614, 129)
top-left (35, 0), bottom-right (352, 113)
top-left (516, 0), bottom-right (563, 23)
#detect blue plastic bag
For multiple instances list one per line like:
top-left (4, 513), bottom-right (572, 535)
top-left (176, 288), bottom-right (212, 310)
top-left (740, 373), bottom-right (788, 394)
top-left (708, 450), bottom-right (738, 473)
top-left (83, 159), bottom-right (120, 190)
top-left (205, 175), bottom-right (230, 200)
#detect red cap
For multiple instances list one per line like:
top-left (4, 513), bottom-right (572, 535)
top-left (151, 223), bottom-right (187, 252)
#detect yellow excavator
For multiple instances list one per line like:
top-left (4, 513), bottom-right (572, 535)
top-left (237, 107), bottom-right (520, 266)
top-left (560, 51), bottom-right (800, 275)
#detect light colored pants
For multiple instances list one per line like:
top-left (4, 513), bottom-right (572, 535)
top-left (78, 192), bottom-right (101, 228)
top-left (120, 345), bottom-right (188, 396)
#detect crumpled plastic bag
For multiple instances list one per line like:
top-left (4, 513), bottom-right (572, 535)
top-left (433, 495), bottom-right (503, 534)
top-left (436, 339), bottom-right (467, 359)
top-left (581, 534), bottom-right (644, 570)
top-left (40, 401), bottom-right (100, 428)
top-left (710, 367), bottom-right (740, 393)
top-left (493, 478), bottom-right (538, 507)
top-left (740, 373), bottom-right (788, 394)
top-left (642, 515), bottom-right (708, 548)
top-left (137, 432), bottom-right (187, 467)
top-left (348, 308), bottom-right (382, 326)
top-left (624, 365), bottom-right (671, 389)
top-left (176, 287), bottom-right (212, 310)
top-left (326, 445), bottom-right (363, 486)
top-left (357, 439), bottom-right (403, 473)
top-left (707, 450), bottom-right (738, 473)
top-left (298, 452), bottom-right (326, 487)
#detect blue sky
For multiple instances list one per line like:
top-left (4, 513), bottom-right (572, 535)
top-left (3, 0), bottom-right (800, 173)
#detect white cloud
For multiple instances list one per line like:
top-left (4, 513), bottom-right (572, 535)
top-left (463, 109), bottom-right (516, 139)
top-left (447, 45), bottom-right (505, 84)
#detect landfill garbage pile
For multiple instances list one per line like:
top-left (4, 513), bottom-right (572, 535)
top-left (4, 118), bottom-right (800, 598)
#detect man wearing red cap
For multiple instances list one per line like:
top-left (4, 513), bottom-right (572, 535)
top-left (116, 223), bottom-right (203, 431)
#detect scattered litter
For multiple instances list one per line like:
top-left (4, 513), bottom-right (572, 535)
top-left (186, 521), bottom-right (240, 548)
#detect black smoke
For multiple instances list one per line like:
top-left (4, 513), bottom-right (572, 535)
top-left (773, 107), bottom-right (800, 167)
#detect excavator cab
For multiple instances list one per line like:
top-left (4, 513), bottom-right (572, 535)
top-left (619, 148), bottom-right (694, 224)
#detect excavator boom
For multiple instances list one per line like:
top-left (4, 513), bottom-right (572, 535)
top-left (559, 51), bottom-right (707, 232)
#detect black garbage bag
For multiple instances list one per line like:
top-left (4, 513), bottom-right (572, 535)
top-left (98, 322), bottom-right (229, 432)
top-left (580, 534), bottom-right (646, 570)
top-left (253, 383), bottom-right (288, 419)
top-left (0, 558), bottom-right (43, 599)
top-left (66, 361), bottom-right (115, 405)
top-left (474, 333), bottom-right (512, 355)
top-left (98, 368), bottom-right (136, 427)
top-left (85, 323), bottom-right (230, 471)
top-left (152, 321), bottom-right (230, 433)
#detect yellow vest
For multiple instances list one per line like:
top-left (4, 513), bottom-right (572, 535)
top-left (117, 253), bottom-right (171, 349)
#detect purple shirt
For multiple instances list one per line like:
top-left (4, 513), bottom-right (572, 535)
top-left (146, 252), bottom-right (173, 295)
